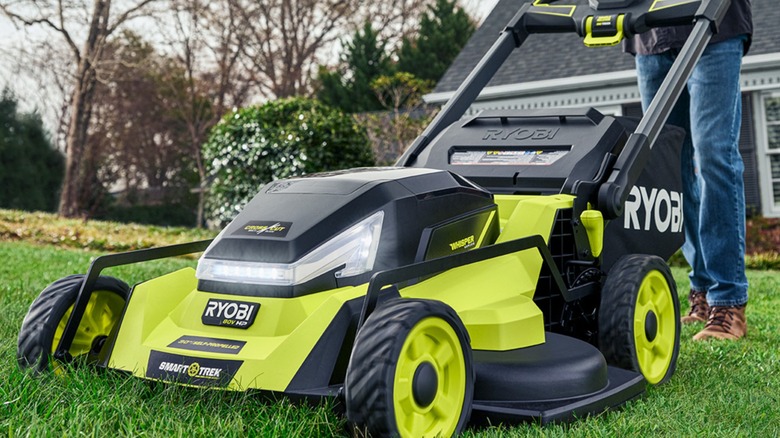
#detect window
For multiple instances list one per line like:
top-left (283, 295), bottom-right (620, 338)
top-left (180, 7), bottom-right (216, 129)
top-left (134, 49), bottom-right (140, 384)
top-left (759, 92), bottom-right (780, 217)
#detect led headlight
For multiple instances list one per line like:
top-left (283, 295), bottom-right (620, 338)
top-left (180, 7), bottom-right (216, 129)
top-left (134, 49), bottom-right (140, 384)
top-left (196, 211), bottom-right (384, 286)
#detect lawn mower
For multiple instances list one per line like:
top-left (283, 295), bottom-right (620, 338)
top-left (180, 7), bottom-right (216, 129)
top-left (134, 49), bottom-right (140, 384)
top-left (18, 0), bottom-right (730, 436)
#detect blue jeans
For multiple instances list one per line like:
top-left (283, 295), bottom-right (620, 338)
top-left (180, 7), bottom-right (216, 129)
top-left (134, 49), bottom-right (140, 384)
top-left (635, 37), bottom-right (748, 307)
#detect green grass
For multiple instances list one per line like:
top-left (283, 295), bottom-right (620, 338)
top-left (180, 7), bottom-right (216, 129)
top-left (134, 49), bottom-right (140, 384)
top-left (1, 240), bottom-right (779, 436)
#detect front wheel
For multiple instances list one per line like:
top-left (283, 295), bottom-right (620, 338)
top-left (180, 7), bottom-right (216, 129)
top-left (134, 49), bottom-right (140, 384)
top-left (599, 255), bottom-right (680, 385)
top-left (345, 299), bottom-right (474, 437)
top-left (17, 274), bottom-right (129, 373)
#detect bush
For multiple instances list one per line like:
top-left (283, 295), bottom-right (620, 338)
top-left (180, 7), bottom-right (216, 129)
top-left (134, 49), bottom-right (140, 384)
top-left (746, 217), bottom-right (780, 255)
top-left (203, 97), bottom-right (375, 224)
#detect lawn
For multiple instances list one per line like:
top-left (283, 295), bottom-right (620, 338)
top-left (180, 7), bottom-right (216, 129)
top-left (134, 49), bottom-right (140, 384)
top-left (0, 239), bottom-right (778, 437)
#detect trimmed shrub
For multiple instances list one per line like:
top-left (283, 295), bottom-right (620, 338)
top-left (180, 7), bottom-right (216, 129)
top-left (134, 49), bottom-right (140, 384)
top-left (203, 97), bottom-right (374, 225)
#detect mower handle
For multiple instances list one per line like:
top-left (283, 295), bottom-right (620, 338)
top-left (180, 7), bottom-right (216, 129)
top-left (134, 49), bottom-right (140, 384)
top-left (396, 0), bottom-right (730, 218)
top-left (521, 0), bottom-right (730, 38)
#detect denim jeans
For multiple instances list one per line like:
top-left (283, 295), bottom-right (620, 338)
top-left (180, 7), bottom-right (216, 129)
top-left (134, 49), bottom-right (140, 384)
top-left (635, 36), bottom-right (749, 307)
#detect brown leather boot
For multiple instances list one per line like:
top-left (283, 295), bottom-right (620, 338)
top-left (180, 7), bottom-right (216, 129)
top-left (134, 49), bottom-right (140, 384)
top-left (692, 305), bottom-right (747, 341)
top-left (681, 290), bottom-right (709, 324)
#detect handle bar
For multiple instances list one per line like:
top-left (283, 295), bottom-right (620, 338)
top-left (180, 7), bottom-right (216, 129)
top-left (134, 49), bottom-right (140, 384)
top-left (397, 0), bottom-right (730, 220)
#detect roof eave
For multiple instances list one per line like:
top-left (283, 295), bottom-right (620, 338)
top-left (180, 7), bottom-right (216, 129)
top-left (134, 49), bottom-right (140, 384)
top-left (424, 52), bottom-right (780, 105)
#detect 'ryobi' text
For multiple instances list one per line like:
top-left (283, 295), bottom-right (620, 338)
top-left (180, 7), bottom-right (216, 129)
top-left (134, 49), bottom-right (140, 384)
top-left (482, 128), bottom-right (560, 141)
top-left (624, 186), bottom-right (683, 233)
top-left (202, 299), bottom-right (260, 329)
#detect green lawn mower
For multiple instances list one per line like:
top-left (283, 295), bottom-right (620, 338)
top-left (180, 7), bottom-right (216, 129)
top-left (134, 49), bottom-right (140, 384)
top-left (18, 0), bottom-right (731, 436)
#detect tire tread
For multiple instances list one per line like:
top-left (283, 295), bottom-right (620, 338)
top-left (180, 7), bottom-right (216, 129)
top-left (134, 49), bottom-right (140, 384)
top-left (598, 254), bottom-right (680, 384)
top-left (17, 275), bottom-right (129, 373)
top-left (345, 299), bottom-right (473, 437)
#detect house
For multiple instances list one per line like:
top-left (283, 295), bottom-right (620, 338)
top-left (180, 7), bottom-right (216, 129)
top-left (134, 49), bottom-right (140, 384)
top-left (426, 0), bottom-right (780, 217)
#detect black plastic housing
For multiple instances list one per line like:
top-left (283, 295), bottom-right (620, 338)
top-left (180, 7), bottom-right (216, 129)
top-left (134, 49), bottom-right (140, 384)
top-left (410, 109), bottom-right (627, 196)
top-left (198, 168), bottom-right (498, 297)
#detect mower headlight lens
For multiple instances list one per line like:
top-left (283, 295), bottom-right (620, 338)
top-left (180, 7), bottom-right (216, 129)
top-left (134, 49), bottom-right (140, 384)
top-left (196, 211), bottom-right (384, 286)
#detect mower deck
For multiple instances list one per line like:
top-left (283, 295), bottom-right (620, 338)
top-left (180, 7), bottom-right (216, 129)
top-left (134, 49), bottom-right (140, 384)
top-left (470, 332), bottom-right (646, 424)
top-left (282, 332), bottom-right (646, 425)
top-left (471, 366), bottom-right (645, 425)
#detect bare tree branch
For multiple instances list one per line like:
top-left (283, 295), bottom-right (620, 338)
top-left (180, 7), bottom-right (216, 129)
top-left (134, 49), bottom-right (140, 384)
top-left (0, 0), bottom-right (162, 216)
top-left (0, 3), bottom-right (82, 61)
top-left (106, 0), bottom-right (158, 34)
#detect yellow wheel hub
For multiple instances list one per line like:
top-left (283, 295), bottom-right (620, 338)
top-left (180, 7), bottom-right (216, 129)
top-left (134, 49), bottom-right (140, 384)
top-left (633, 270), bottom-right (675, 384)
top-left (52, 291), bottom-right (126, 359)
top-left (393, 317), bottom-right (466, 438)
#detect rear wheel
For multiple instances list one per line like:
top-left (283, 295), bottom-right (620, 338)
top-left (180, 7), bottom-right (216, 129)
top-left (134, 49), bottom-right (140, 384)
top-left (599, 255), bottom-right (680, 385)
top-left (17, 274), bottom-right (129, 373)
top-left (345, 299), bottom-right (474, 437)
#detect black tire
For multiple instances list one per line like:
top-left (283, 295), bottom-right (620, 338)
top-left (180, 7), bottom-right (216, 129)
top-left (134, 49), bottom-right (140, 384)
top-left (598, 255), bottom-right (680, 385)
top-left (345, 299), bottom-right (474, 437)
top-left (17, 274), bottom-right (129, 373)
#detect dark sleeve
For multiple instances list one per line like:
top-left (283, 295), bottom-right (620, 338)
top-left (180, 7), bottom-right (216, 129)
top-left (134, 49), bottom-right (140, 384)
top-left (622, 0), bottom-right (752, 56)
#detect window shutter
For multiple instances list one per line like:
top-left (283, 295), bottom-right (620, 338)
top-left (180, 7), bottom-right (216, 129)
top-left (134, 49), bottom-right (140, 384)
top-left (739, 93), bottom-right (761, 216)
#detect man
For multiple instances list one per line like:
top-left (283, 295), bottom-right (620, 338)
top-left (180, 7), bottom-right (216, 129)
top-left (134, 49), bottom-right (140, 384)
top-left (624, 0), bottom-right (752, 340)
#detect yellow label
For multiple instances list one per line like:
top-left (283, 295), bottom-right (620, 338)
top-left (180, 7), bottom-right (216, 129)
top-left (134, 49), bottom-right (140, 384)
top-left (449, 235), bottom-right (476, 251)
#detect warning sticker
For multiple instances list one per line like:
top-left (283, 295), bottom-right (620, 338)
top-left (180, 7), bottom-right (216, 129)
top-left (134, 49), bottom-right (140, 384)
top-left (450, 150), bottom-right (569, 166)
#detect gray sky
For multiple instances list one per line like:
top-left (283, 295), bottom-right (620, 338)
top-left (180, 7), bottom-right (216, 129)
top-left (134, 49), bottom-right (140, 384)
top-left (0, 21), bottom-right (19, 85)
top-left (465, 0), bottom-right (500, 21)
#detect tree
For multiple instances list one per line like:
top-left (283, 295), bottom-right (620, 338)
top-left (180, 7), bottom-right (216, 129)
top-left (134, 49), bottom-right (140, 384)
top-left (230, 0), bottom-right (355, 99)
top-left (0, 0), bottom-right (445, 220)
top-left (203, 98), bottom-right (375, 224)
top-left (154, 0), bottom-right (252, 227)
top-left (359, 0), bottom-right (437, 48)
top-left (397, 0), bottom-right (475, 83)
top-left (231, 0), bottom-right (437, 100)
top-left (0, 0), bottom-right (161, 217)
top-left (79, 30), bottom-right (234, 226)
top-left (317, 22), bottom-right (394, 113)
top-left (89, 32), bottom-right (193, 210)
top-left (360, 72), bottom-right (435, 164)
top-left (0, 90), bottom-right (64, 212)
